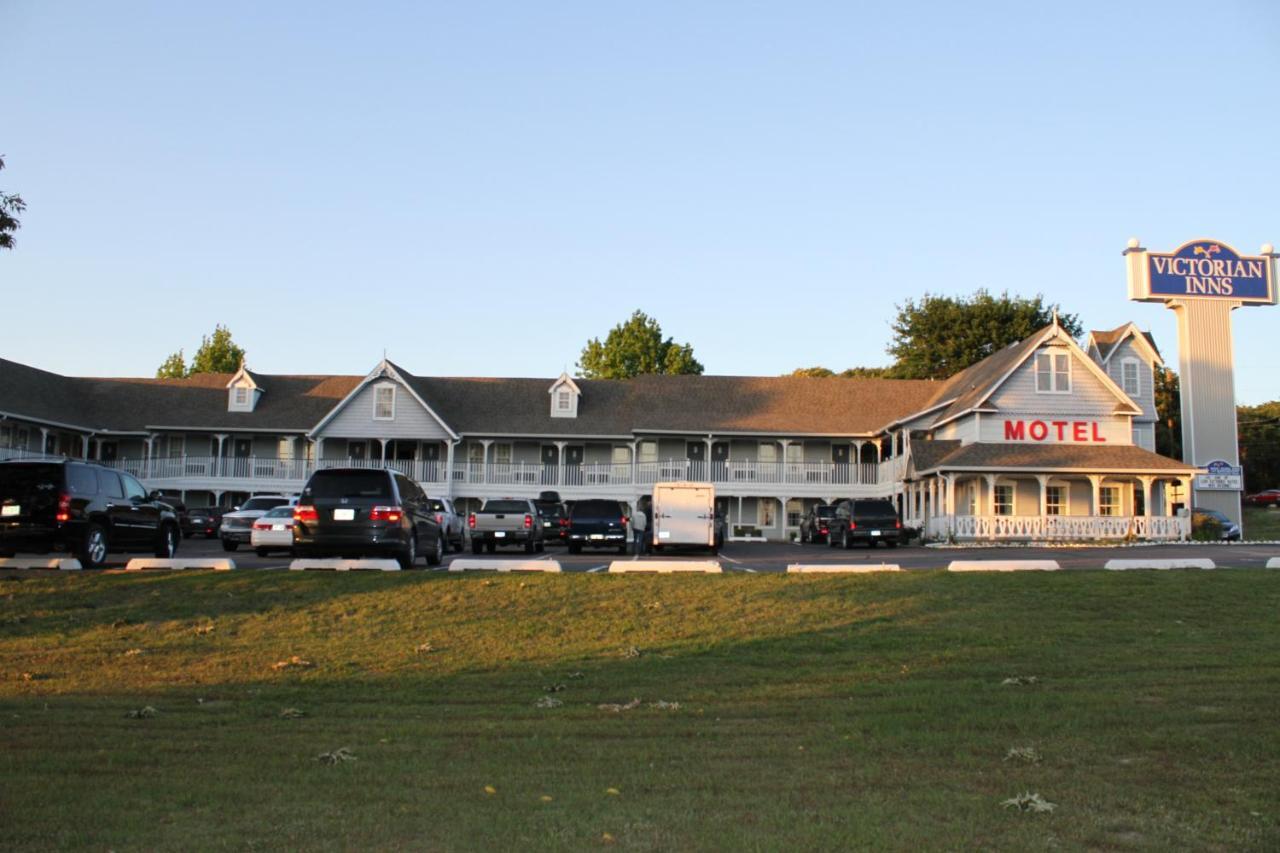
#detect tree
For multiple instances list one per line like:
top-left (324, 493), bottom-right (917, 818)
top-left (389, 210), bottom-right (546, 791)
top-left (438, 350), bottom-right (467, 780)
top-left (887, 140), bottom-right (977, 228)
top-left (577, 311), bottom-right (704, 379)
top-left (1238, 401), bottom-right (1280, 492)
top-left (0, 156), bottom-right (25, 251)
top-left (156, 350), bottom-right (187, 379)
top-left (155, 325), bottom-right (246, 377)
top-left (886, 290), bottom-right (1082, 380)
top-left (788, 366), bottom-right (892, 378)
top-left (790, 367), bottom-right (835, 378)
top-left (1153, 366), bottom-right (1181, 459)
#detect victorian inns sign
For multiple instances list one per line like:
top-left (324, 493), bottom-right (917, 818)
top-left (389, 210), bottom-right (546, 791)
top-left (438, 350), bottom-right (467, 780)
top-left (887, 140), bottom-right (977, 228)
top-left (1131, 239), bottom-right (1275, 303)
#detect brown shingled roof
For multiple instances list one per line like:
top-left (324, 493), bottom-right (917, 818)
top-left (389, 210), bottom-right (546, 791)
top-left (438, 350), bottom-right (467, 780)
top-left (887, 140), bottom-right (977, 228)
top-left (1088, 324), bottom-right (1162, 361)
top-left (911, 441), bottom-right (1194, 473)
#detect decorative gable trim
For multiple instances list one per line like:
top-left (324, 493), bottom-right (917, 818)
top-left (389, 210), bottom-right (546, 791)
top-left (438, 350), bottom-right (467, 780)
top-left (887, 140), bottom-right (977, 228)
top-left (225, 365), bottom-right (262, 413)
top-left (307, 359), bottom-right (459, 439)
top-left (1085, 323), bottom-right (1163, 366)
top-left (549, 372), bottom-right (581, 419)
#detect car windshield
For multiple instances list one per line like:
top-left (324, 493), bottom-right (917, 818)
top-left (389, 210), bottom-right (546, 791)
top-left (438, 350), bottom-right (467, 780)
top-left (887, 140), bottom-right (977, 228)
top-left (426, 499), bottom-right (445, 512)
top-left (573, 501), bottom-right (623, 521)
top-left (242, 497), bottom-right (289, 512)
top-left (853, 500), bottom-right (897, 514)
top-left (263, 507), bottom-right (294, 519)
top-left (305, 471), bottom-right (391, 499)
top-left (815, 506), bottom-right (836, 518)
top-left (484, 500), bottom-right (530, 513)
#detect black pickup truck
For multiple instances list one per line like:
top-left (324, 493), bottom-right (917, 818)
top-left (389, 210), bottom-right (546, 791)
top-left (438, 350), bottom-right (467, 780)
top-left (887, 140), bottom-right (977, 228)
top-left (827, 499), bottom-right (902, 549)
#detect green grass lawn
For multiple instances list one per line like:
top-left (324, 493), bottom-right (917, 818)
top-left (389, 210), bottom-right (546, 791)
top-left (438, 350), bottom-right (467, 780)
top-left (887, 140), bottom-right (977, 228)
top-left (2, 570), bottom-right (1279, 850)
top-left (1244, 506), bottom-right (1280, 540)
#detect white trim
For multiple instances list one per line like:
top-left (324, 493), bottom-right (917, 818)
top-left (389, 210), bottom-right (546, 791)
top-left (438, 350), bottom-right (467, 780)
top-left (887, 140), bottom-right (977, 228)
top-left (1034, 350), bottom-right (1072, 394)
top-left (992, 481), bottom-right (1015, 516)
top-left (372, 383), bottom-right (396, 421)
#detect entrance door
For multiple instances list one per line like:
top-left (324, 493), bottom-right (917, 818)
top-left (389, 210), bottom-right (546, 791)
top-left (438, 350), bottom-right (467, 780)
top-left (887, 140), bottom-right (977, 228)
top-left (686, 442), bottom-right (706, 480)
top-left (832, 444), bottom-right (850, 484)
top-left (710, 442), bottom-right (728, 481)
top-left (541, 445), bottom-right (559, 485)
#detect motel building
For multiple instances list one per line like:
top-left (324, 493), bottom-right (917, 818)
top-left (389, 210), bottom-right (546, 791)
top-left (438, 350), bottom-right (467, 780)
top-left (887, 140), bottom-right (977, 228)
top-left (0, 320), bottom-right (1198, 542)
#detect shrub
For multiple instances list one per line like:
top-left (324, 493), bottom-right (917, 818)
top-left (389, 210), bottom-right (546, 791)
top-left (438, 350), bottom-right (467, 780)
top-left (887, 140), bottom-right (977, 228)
top-left (1191, 513), bottom-right (1222, 542)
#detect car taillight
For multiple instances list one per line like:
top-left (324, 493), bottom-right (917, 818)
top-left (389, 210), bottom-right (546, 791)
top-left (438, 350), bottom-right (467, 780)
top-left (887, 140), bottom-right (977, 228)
top-left (622, 517), bottom-right (629, 526)
top-left (252, 520), bottom-right (271, 530)
top-left (524, 514), bottom-right (532, 529)
top-left (895, 519), bottom-right (902, 529)
top-left (370, 506), bottom-right (403, 523)
top-left (468, 513), bottom-right (476, 528)
top-left (294, 505), bottom-right (319, 523)
top-left (849, 521), bottom-right (857, 529)
top-left (819, 526), bottom-right (827, 533)
top-left (435, 513), bottom-right (443, 525)
top-left (559, 518), bottom-right (569, 528)
top-left (56, 493), bottom-right (71, 523)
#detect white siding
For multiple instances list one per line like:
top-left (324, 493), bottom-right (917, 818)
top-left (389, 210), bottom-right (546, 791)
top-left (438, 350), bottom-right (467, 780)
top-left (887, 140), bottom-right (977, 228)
top-left (987, 347), bottom-right (1127, 416)
top-left (317, 380), bottom-right (451, 441)
top-left (934, 416), bottom-right (979, 444)
top-left (1132, 422), bottom-right (1155, 452)
top-left (1105, 338), bottom-right (1157, 421)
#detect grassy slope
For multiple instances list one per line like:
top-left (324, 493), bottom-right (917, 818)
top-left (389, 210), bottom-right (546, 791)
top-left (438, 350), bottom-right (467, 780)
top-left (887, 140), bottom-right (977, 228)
top-left (1244, 506), bottom-right (1280, 540)
top-left (2, 571), bottom-right (1278, 851)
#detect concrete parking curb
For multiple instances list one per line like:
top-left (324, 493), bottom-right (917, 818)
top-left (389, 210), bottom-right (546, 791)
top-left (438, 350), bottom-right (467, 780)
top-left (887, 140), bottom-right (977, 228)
top-left (125, 558), bottom-right (235, 571)
top-left (1104, 559), bottom-right (1215, 571)
top-left (0, 557), bottom-right (83, 570)
top-left (608, 560), bottom-right (722, 574)
top-left (947, 560), bottom-right (1060, 572)
top-left (1268, 558), bottom-right (1280, 569)
top-left (289, 559), bottom-right (401, 572)
top-left (448, 560), bottom-right (562, 573)
top-left (786, 564), bottom-right (901, 573)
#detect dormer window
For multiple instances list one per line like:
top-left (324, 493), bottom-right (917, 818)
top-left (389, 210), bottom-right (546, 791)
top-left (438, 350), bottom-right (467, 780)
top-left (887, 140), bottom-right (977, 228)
top-left (548, 372), bottom-right (581, 419)
top-left (373, 384), bottom-right (395, 420)
top-left (234, 386), bottom-right (248, 406)
top-left (1035, 351), bottom-right (1071, 394)
top-left (556, 390), bottom-right (571, 411)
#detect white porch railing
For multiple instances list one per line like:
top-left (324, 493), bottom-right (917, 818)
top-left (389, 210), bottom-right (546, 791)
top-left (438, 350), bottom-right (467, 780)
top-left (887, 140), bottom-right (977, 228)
top-left (924, 514), bottom-right (1189, 542)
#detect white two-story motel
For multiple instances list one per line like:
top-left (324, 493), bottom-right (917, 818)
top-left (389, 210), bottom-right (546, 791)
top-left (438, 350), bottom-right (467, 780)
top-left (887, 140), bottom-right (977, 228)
top-left (0, 320), bottom-right (1197, 541)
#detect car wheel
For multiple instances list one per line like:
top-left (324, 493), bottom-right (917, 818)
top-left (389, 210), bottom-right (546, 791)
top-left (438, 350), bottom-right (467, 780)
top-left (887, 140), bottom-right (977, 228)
top-left (568, 544), bottom-right (581, 555)
top-left (80, 524), bottom-right (109, 568)
top-left (827, 530), bottom-right (838, 548)
top-left (221, 538), bottom-right (238, 552)
top-left (398, 534), bottom-right (417, 570)
top-left (471, 540), bottom-right (483, 555)
top-left (154, 525), bottom-right (179, 559)
top-left (842, 529), bottom-right (851, 550)
top-left (536, 541), bottom-right (545, 553)
top-left (486, 542), bottom-right (496, 554)
top-left (524, 538), bottom-right (535, 555)
top-left (426, 532), bottom-right (444, 567)
top-left (256, 548), bottom-right (270, 557)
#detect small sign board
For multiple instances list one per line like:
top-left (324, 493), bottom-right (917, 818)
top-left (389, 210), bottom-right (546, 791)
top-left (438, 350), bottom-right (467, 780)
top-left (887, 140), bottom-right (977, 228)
top-left (1195, 459), bottom-right (1243, 491)
top-left (1129, 239), bottom-right (1275, 305)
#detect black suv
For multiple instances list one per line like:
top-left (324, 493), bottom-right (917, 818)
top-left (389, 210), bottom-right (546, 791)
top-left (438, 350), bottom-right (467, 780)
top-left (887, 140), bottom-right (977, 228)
top-left (827, 499), bottom-right (902, 549)
top-left (566, 499), bottom-right (629, 554)
top-left (799, 504), bottom-right (839, 544)
top-left (0, 460), bottom-right (181, 568)
top-left (292, 468), bottom-right (444, 569)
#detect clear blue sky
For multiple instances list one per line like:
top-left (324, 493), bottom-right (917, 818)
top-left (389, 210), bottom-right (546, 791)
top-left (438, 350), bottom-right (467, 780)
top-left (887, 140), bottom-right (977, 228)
top-left (2, 1), bottom-right (1277, 403)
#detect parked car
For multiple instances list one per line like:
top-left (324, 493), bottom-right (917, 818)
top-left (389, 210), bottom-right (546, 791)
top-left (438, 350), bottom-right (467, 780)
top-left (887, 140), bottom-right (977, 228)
top-left (0, 459), bottom-right (182, 568)
top-left (566, 499), bottom-right (629, 554)
top-left (828, 499), bottom-right (902, 548)
top-left (469, 498), bottom-right (544, 554)
top-left (250, 505), bottom-right (297, 556)
top-left (1192, 507), bottom-right (1242, 541)
top-left (1244, 489), bottom-right (1280, 508)
top-left (292, 467), bottom-right (444, 569)
top-left (799, 504), bottom-right (839, 544)
top-left (166, 500), bottom-right (192, 538)
top-left (426, 496), bottom-right (465, 552)
top-left (186, 506), bottom-right (224, 539)
top-left (220, 495), bottom-right (294, 551)
top-left (537, 503), bottom-right (568, 545)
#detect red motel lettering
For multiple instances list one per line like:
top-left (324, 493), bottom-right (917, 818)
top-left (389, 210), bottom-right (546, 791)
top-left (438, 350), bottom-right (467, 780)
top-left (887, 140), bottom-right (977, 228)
top-left (1003, 419), bottom-right (1107, 443)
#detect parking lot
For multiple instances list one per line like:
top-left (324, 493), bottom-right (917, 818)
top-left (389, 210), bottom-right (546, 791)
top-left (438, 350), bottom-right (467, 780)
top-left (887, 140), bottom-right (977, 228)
top-left (82, 534), bottom-right (1280, 573)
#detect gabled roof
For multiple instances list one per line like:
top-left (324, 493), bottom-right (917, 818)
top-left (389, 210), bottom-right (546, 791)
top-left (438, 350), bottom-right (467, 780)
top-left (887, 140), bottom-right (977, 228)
top-left (225, 365), bottom-right (263, 391)
top-left (548, 373), bottom-right (582, 396)
top-left (1086, 323), bottom-right (1163, 365)
top-left (926, 324), bottom-right (1144, 428)
top-left (910, 441), bottom-right (1195, 474)
top-left (308, 359), bottom-right (459, 440)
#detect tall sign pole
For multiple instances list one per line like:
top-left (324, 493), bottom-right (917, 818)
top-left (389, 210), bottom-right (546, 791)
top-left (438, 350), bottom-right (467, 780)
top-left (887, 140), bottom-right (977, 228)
top-left (1125, 238), bottom-right (1278, 531)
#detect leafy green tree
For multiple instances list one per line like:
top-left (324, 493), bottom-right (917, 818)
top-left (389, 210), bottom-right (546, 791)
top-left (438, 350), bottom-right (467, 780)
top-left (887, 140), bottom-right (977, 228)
top-left (790, 367), bottom-right (835, 378)
top-left (156, 325), bottom-right (246, 377)
top-left (789, 366), bottom-right (892, 378)
top-left (886, 290), bottom-right (1081, 380)
top-left (156, 350), bottom-right (187, 379)
top-left (1154, 366), bottom-right (1181, 459)
top-left (1238, 401), bottom-right (1280, 491)
top-left (578, 311), bottom-right (704, 379)
top-left (0, 156), bottom-right (25, 251)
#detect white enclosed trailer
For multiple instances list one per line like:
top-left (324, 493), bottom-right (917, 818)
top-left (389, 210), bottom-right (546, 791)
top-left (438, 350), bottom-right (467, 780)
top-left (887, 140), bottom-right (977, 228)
top-left (651, 481), bottom-right (718, 553)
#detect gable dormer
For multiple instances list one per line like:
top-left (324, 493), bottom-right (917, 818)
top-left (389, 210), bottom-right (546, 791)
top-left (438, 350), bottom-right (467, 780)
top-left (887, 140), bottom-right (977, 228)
top-left (549, 373), bottom-right (581, 419)
top-left (225, 365), bottom-right (263, 413)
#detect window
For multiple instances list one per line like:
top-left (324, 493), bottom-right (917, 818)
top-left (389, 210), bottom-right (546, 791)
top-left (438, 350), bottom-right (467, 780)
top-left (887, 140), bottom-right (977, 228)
top-left (965, 484), bottom-right (977, 516)
top-left (1121, 359), bottom-right (1140, 396)
top-left (121, 473), bottom-right (148, 501)
top-left (278, 437), bottom-right (295, 459)
top-left (1035, 351), bottom-right (1071, 393)
top-left (758, 443), bottom-right (778, 464)
top-left (786, 499), bottom-right (804, 528)
top-left (638, 440), bottom-right (658, 464)
top-left (467, 443), bottom-right (485, 464)
top-left (1045, 485), bottom-right (1065, 516)
top-left (785, 443), bottom-right (804, 464)
top-left (234, 386), bottom-right (248, 406)
top-left (167, 435), bottom-right (185, 459)
top-left (494, 443), bottom-right (512, 465)
top-left (556, 390), bottom-right (571, 411)
top-left (611, 446), bottom-right (629, 465)
top-left (98, 469), bottom-right (124, 498)
top-left (373, 385), bottom-right (395, 420)
top-left (993, 484), bottom-right (1014, 516)
top-left (1099, 486), bottom-right (1120, 517)
top-left (757, 499), bottom-right (776, 527)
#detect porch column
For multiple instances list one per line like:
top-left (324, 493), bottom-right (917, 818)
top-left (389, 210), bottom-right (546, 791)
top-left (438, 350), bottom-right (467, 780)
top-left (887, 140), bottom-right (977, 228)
top-left (631, 440), bottom-right (639, 485)
top-left (1036, 474), bottom-right (1050, 516)
top-left (1087, 474), bottom-right (1104, 515)
top-left (445, 440), bottom-right (457, 492)
top-left (1139, 476), bottom-right (1155, 518)
top-left (145, 434), bottom-right (158, 477)
top-left (944, 473), bottom-right (957, 517)
top-left (982, 474), bottom-right (997, 515)
top-left (81, 434), bottom-right (91, 459)
top-left (314, 437), bottom-right (325, 464)
top-left (215, 434), bottom-right (228, 477)
top-left (375, 439), bottom-right (386, 462)
top-left (927, 478), bottom-right (937, 520)
top-left (555, 440), bottom-right (567, 486)
top-left (481, 439), bottom-right (494, 484)
top-left (704, 437), bottom-right (713, 481)
top-left (852, 440), bottom-right (865, 483)
top-left (39, 427), bottom-right (49, 455)
top-left (779, 440), bottom-right (791, 485)
top-left (872, 438), bottom-right (884, 463)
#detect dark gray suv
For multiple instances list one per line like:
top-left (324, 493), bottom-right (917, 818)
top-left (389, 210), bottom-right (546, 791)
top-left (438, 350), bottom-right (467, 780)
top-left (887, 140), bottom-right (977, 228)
top-left (0, 460), bottom-right (181, 568)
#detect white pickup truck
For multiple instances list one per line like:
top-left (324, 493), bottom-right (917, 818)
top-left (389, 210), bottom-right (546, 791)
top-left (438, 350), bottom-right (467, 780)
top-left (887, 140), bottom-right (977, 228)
top-left (469, 498), bottom-right (545, 554)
